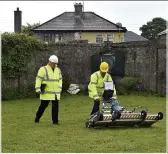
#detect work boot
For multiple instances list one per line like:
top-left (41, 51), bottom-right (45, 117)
top-left (53, 120), bottom-right (59, 125)
top-left (35, 118), bottom-right (39, 123)
top-left (53, 122), bottom-right (59, 125)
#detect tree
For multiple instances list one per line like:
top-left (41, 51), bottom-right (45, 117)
top-left (22, 22), bottom-right (40, 36)
top-left (139, 17), bottom-right (167, 40)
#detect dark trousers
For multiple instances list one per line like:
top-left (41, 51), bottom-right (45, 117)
top-left (90, 100), bottom-right (100, 115)
top-left (35, 98), bottom-right (59, 123)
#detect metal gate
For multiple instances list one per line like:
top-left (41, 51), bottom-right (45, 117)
top-left (91, 52), bottom-right (125, 77)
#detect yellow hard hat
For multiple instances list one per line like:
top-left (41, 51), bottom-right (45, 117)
top-left (100, 62), bottom-right (109, 72)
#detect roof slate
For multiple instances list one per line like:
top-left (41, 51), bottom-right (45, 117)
top-left (32, 12), bottom-right (127, 32)
top-left (124, 31), bottom-right (148, 42)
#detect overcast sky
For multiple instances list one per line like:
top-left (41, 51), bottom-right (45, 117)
top-left (0, 1), bottom-right (168, 35)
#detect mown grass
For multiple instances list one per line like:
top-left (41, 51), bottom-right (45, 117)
top-left (2, 94), bottom-right (166, 153)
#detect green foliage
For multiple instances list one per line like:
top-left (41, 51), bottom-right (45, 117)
top-left (2, 86), bottom-right (37, 100)
top-left (117, 84), bottom-right (128, 95)
top-left (2, 32), bottom-right (45, 78)
top-left (132, 90), bottom-right (166, 98)
top-left (2, 88), bottom-right (20, 100)
top-left (2, 32), bottom-right (46, 99)
top-left (117, 77), bottom-right (137, 95)
top-left (139, 17), bottom-right (167, 40)
top-left (22, 22), bottom-right (40, 36)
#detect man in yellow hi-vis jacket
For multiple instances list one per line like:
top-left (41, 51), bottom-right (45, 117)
top-left (35, 55), bottom-right (62, 125)
top-left (88, 62), bottom-right (120, 116)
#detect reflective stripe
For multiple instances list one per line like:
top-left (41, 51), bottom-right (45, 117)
top-left (91, 82), bottom-right (97, 84)
top-left (36, 76), bottom-right (43, 80)
top-left (106, 74), bottom-right (109, 81)
top-left (43, 79), bottom-right (59, 82)
top-left (97, 87), bottom-right (104, 89)
top-left (43, 91), bottom-right (61, 94)
top-left (35, 87), bottom-right (41, 90)
top-left (43, 66), bottom-right (49, 80)
top-left (93, 94), bottom-right (99, 98)
top-left (43, 66), bottom-right (60, 82)
top-left (95, 72), bottom-right (98, 84)
top-left (43, 91), bottom-right (54, 94)
top-left (55, 92), bottom-right (61, 94)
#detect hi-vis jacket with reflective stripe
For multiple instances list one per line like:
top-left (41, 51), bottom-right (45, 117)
top-left (35, 64), bottom-right (62, 100)
top-left (88, 71), bottom-right (117, 100)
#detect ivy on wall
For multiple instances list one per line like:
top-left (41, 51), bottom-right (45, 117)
top-left (2, 33), bottom-right (48, 100)
top-left (2, 32), bottom-right (46, 78)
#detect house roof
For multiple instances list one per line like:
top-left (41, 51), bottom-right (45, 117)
top-left (124, 31), bottom-right (148, 42)
top-left (158, 29), bottom-right (168, 36)
top-left (32, 12), bottom-right (127, 32)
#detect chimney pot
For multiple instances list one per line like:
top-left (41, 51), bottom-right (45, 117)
top-left (74, 3), bottom-right (83, 17)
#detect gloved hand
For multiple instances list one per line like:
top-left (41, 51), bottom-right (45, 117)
top-left (95, 98), bottom-right (100, 101)
top-left (36, 91), bottom-right (41, 97)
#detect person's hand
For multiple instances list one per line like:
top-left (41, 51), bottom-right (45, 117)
top-left (37, 91), bottom-right (42, 94)
top-left (36, 91), bottom-right (41, 97)
top-left (95, 98), bottom-right (100, 101)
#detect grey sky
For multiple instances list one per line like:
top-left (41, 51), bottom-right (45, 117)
top-left (0, 1), bottom-right (168, 35)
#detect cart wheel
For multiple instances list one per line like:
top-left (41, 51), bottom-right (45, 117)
top-left (85, 120), bottom-right (93, 128)
top-left (85, 120), bottom-right (89, 128)
top-left (141, 110), bottom-right (147, 120)
top-left (158, 112), bottom-right (163, 120)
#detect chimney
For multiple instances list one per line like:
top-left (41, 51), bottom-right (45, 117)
top-left (14, 7), bottom-right (22, 33)
top-left (74, 3), bottom-right (83, 17)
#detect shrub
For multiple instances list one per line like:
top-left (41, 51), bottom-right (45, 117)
top-left (116, 77), bottom-right (137, 95)
top-left (2, 32), bottom-right (45, 78)
top-left (2, 32), bottom-right (46, 100)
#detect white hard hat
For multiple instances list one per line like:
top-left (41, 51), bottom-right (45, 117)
top-left (49, 55), bottom-right (58, 63)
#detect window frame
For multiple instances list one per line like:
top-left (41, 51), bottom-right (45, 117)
top-left (55, 34), bottom-right (62, 43)
top-left (96, 34), bottom-right (103, 43)
top-left (44, 33), bottom-right (51, 42)
top-left (107, 34), bottom-right (114, 42)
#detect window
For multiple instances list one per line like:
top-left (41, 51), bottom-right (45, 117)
top-left (107, 34), bottom-right (114, 42)
top-left (96, 34), bottom-right (103, 43)
top-left (44, 34), bottom-right (51, 42)
top-left (55, 34), bottom-right (62, 43)
top-left (74, 32), bottom-right (81, 40)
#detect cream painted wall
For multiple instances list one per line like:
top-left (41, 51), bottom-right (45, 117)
top-left (81, 32), bottom-right (124, 43)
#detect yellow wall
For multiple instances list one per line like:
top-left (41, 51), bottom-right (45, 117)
top-left (81, 32), bottom-right (124, 43)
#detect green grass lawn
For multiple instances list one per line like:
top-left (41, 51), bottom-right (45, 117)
top-left (2, 94), bottom-right (166, 153)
